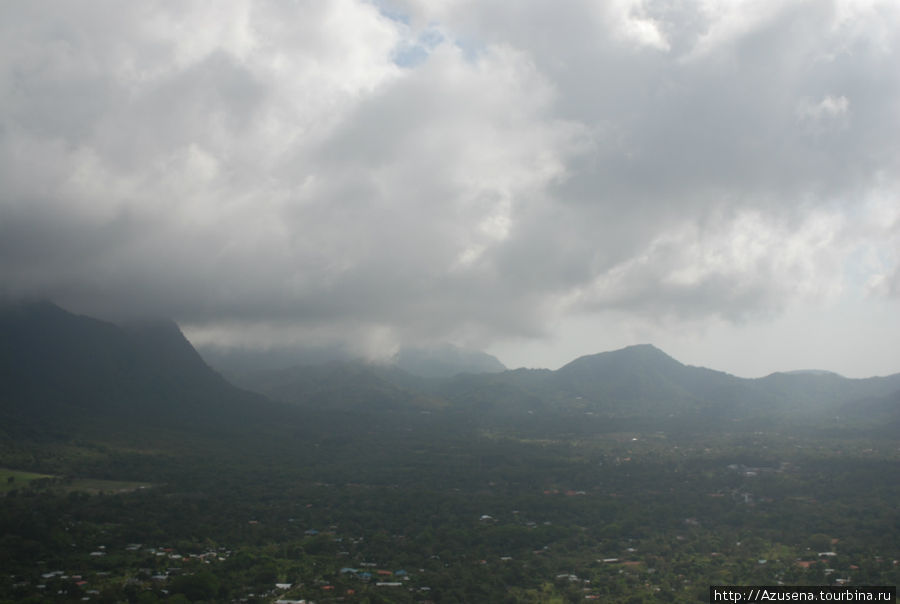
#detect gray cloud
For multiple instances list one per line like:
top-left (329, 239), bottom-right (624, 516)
top-left (1, 0), bottom-right (899, 367)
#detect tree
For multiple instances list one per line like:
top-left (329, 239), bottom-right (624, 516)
top-left (169, 571), bottom-right (220, 602)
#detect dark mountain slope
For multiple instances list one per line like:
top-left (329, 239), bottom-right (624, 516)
top-left (0, 301), bottom-right (283, 441)
top-left (1, 300), bottom-right (132, 410)
top-left (230, 360), bottom-right (447, 412)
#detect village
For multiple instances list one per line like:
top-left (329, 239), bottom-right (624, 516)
top-left (4, 489), bottom-right (897, 604)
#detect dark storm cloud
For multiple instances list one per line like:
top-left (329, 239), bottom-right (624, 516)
top-left (1, 0), bottom-right (898, 359)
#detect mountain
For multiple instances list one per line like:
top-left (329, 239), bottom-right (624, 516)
top-left (228, 360), bottom-right (446, 412)
top-left (0, 301), bottom-right (277, 441)
top-left (396, 344), bottom-right (900, 430)
top-left (782, 369), bottom-right (843, 376)
top-left (203, 337), bottom-right (900, 432)
top-left (839, 389), bottom-right (900, 430)
top-left (3, 302), bottom-right (899, 445)
top-left (553, 344), bottom-right (748, 415)
top-left (755, 370), bottom-right (900, 410)
top-left (391, 344), bottom-right (506, 378)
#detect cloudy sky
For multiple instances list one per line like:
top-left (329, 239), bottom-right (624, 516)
top-left (2, 0), bottom-right (899, 377)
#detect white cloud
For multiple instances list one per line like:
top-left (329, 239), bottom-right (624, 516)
top-left (683, 0), bottom-right (789, 60)
top-left (597, 0), bottom-right (671, 51)
top-left (2, 0), bottom-right (900, 374)
top-left (568, 207), bottom-right (849, 321)
top-left (797, 94), bottom-right (850, 120)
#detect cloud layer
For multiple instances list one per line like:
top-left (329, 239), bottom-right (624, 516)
top-left (1, 0), bottom-right (898, 367)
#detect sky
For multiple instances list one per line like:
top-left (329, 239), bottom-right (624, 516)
top-left (1, 0), bottom-right (899, 378)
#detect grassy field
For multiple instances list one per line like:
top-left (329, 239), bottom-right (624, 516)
top-left (0, 467), bottom-right (55, 493)
top-left (0, 467), bottom-right (153, 494)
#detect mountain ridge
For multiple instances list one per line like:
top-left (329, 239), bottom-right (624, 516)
top-left (2, 301), bottom-right (899, 442)
top-left (0, 300), bottom-right (282, 442)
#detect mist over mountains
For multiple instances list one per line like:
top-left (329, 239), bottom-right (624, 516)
top-left (200, 340), bottom-right (507, 382)
top-left (2, 301), bottom-right (899, 442)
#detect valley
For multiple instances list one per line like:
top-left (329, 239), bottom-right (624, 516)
top-left (1, 303), bottom-right (898, 603)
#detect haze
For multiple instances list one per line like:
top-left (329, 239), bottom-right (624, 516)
top-left (1, 1), bottom-right (899, 378)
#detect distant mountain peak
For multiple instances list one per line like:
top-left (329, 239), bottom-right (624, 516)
top-left (618, 343), bottom-right (673, 357)
top-left (558, 343), bottom-right (682, 373)
top-left (779, 369), bottom-right (844, 377)
top-left (391, 344), bottom-right (506, 378)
